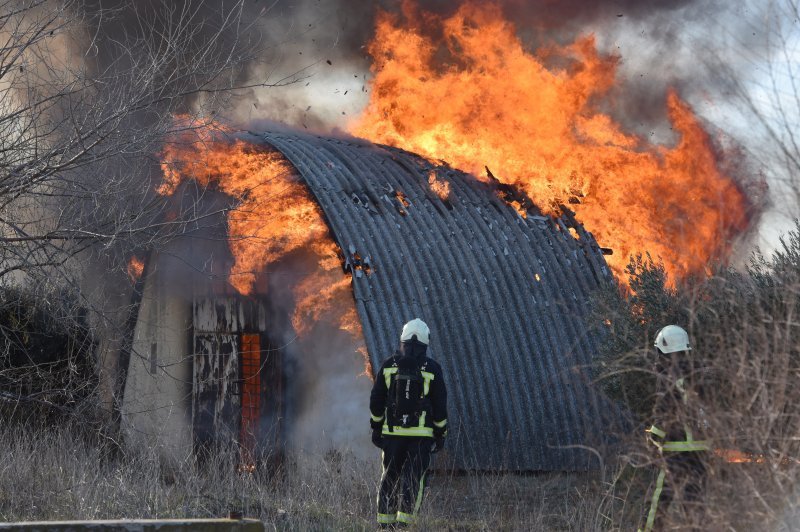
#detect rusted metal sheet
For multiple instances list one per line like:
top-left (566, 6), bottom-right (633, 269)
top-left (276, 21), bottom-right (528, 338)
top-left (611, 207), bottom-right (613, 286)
top-left (192, 331), bottom-right (240, 446)
top-left (191, 292), bottom-right (283, 465)
top-left (240, 333), bottom-right (260, 467)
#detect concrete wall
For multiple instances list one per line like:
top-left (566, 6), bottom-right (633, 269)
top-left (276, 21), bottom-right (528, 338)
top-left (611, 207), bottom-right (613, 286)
top-left (121, 252), bottom-right (193, 463)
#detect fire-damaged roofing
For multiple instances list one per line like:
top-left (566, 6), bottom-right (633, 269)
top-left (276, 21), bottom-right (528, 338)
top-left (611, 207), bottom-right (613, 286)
top-left (254, 130), bottom-right (621, 471)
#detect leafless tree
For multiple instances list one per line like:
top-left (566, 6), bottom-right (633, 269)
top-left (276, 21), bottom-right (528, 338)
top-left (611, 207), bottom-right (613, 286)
top-left (0, 0), bottom-right (282, 278)
top-left (706, 0), bottom-right (800, 224)
top-left (0, 0), bottom-right (300, 420)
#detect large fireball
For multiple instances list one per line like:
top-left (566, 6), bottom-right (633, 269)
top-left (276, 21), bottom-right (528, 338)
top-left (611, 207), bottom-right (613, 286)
top-left (349, 1), bottom-right (749, 283)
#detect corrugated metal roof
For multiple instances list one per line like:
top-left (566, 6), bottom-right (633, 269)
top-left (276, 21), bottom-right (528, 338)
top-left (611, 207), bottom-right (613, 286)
top-left (254, 130), bottom-right (620, 471)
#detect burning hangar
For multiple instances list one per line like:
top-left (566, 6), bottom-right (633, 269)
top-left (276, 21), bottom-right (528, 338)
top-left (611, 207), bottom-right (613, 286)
top-left (120, 130), bottom-right (622, 472)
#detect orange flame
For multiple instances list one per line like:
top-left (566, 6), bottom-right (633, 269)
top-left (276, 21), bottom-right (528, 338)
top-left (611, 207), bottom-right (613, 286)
top-left (349, 1), bottom-right (749, 283)
top-left (127, 256), bottom-right (144, 282)
top-left (292, 241), bottom-right (359, 335)
top-left (428, 170), bottom-right (451, 201)
top-left (159, 122), bottom-right (367, 363)
top-left (715, 448), bottom-right (766, 464)
top-left (160, 126), bottom-right (328, 295)
top-left (292, 241), bottom-right (373, 377)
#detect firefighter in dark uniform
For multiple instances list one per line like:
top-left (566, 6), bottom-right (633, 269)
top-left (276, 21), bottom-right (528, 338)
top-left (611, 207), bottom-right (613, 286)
top-left (642, 325), bottom-right (709, 531)
top-left (369, 318), bottom-right (448, 528)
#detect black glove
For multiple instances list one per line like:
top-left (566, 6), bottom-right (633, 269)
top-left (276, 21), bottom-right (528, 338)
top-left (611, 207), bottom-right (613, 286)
top-left (371, 429), bottom-right (383, 448)
top-left (431, 436), bottom-right (445, 454)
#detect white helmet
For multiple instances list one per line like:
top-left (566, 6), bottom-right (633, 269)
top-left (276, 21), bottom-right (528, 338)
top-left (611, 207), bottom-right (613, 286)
top-left (654, 325), bottom-right (691, 354)
top-left (400, 318), bottom-right (430, 345)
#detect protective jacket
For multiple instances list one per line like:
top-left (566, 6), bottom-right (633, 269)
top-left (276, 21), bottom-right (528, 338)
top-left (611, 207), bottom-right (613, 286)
top-left (370, 339), bottom-right (448, 527)
top-left (369, 340), bottom-right (448, 438)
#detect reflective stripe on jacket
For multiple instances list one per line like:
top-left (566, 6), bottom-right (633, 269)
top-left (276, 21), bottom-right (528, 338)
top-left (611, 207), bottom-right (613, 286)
top-left (369, 351), bottom-right (448, 438)
top-left (646, 424), bottom-right (709, 452)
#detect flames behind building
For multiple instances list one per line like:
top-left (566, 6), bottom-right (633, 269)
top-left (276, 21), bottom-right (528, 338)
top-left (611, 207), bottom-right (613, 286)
top-left (120, 129), bottom-right (623, 471)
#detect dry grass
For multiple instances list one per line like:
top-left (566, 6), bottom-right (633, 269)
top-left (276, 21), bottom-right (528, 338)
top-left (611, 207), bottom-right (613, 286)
top-left (591, 227), bottom-right (800, 531)
top-left (0, 422), bottom-right (637, 531)
top-left (6, 260), bottom-right (800, 532)
top-left (7, 239), bottom-right (800, 531)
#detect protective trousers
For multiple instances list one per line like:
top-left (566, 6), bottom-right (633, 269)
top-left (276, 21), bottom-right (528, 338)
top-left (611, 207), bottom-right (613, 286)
top-left (377, 436), bottom-right (432, 526)
top-left (643, 451), bottom-right (707, 531)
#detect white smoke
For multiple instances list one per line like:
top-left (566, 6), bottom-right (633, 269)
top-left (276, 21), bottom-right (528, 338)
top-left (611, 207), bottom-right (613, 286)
top-left (265, 250), bottom-right (374, 463)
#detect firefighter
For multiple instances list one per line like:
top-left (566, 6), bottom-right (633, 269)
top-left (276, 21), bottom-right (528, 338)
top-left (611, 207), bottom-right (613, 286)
top-left (642, 325), bottom-right (709, 531)
top-left (369, 318), bottom-right (448, 528)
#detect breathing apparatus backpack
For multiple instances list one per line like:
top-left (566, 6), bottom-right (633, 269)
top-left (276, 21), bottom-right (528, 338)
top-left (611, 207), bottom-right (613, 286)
top-left (387, 353), bottom-right (429, 430)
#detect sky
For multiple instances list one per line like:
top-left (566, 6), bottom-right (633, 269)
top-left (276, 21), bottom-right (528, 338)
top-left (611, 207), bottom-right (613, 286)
top-left (593, 0), bottom-right (800, 255)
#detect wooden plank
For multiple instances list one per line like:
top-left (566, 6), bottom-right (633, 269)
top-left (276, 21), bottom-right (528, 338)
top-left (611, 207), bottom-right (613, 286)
top-left (239, 333), bottom-right (260, 469)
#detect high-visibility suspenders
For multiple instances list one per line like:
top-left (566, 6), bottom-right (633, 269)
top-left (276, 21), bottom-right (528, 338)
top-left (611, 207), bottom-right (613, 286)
top-left (641, 423), bottom-right (708, 531)
top-left (380, 365), bottom-right (445, 437)
top-left (642, 466), bottom-right (666, 532)
top-left (647, 424), bottom-right (710, 452)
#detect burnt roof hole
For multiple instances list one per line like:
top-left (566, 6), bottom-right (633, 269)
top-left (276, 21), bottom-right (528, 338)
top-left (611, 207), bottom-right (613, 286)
top-left (351, 192), bottom-right (379, 214)
top-left (344, 244), bottom-right (372, 278)
top-left (394, 190), bottom-right (410, 216)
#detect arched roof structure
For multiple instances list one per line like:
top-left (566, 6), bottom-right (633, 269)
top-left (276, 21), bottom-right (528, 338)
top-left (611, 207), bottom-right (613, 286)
top-left (257, 131), bottom-right (619, 470)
